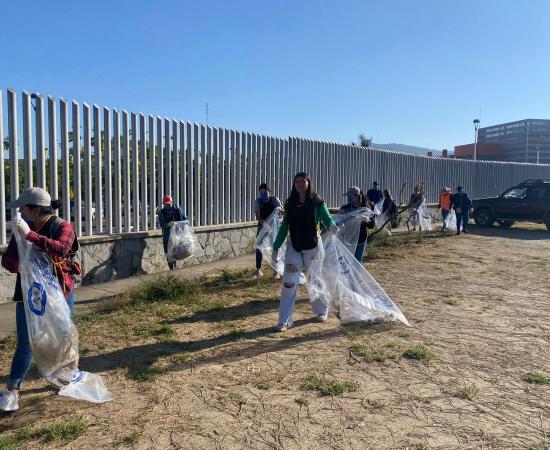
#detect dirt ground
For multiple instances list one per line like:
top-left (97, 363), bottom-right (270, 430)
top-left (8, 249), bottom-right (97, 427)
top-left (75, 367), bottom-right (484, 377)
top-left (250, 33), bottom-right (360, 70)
top-left (1, 224), bottom-right (549, 449)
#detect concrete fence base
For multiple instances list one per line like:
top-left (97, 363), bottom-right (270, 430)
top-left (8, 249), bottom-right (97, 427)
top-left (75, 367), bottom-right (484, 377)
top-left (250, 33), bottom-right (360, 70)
top-left (0, 222), bottom-right (258, 303)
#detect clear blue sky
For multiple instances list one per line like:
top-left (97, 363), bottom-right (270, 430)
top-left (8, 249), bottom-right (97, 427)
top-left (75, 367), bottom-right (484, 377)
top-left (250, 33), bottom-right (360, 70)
top-left (2, 0), bottom-right (549, 151)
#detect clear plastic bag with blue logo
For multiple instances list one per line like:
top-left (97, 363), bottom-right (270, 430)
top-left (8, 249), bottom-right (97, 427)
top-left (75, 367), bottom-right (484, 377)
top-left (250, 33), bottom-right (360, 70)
top-left (256, 209), bottom-right (306, 284)
top-left (307, 234), bottom-right (410, 325)
top-left (167, 221), bottom-right (198, 262)
top-left (14, 225), bottom-right (114, 403)
top-left (333, 207), bottom-right (374, 255)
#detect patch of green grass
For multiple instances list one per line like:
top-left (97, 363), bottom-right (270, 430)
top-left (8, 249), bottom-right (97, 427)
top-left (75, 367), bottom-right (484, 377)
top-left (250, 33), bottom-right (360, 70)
top-left (528, 439), bottom-right (550, 450)
top-left (301, 374), bottom-right (358, 396)
top-left (170, 352), bottom-right (193, 364)
top-left (228, 391), bottom-right (247, 406)
top-left (255, 379), bottom-right (273, 390)
top-left (117, 430), bottom-right (142, 447)
top-left (130, 275), bottom-right (201, 305)
top-left (30, 418), bottom-right (88, 443)
top-left (0, 435), bottom-right (17, 450)
top-left (454, 384), bottom-right (478, 400)
top-left (350, 344), bottom-right (397, 362)
top-left (0, 334), bottom-right (16, 352)
top-left (131, 366), bottom-right (167, 382)
top-left (523, 372), bottom-right (550, 385)
top-left (402, 345), bottom-right (432, 363)
top-left (133, 323), bottom-right (175, 340)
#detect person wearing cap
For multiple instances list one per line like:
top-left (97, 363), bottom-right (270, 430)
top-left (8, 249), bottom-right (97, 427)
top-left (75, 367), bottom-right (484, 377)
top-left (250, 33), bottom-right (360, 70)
top-left (339, 186), bottom-right (373, 262)
top-left (253, 183), bottom-right (283, 279)
top-left (271, 172), bottom-right (338, 332)
top-left (366, 181), bottom-right (383, 209)
top-left (438, 187), bottom-right (452, 231)
top-left (0, 187), bottom-right (80, 412)
top-left (451, 186), bottom-right (472, 235)
top-left (157, 195), bottom-right (188, 270)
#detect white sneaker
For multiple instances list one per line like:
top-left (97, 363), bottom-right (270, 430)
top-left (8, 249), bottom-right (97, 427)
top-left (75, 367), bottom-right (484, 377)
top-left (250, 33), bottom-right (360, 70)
top-left (317, 313), bottom-right (329, 322)
top-left (252, 269), bottom-right (263, 279)
top-left (275, 322), bottom-right (293, 332)
top-left (0, 390), bottom-right (19, 412)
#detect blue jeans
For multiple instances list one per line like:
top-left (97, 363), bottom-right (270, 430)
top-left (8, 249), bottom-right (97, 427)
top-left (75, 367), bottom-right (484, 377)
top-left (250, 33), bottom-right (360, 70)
top-left (354, 242), bottom-right (367, 262)
top-left (255, 226), bottom-right (263, 270)
top-left (7, 290), bottom-right (75, 390)
top-left (456, 210), bottom-right (469, 234)
top-left (441, 209), bottom-right (449, 226)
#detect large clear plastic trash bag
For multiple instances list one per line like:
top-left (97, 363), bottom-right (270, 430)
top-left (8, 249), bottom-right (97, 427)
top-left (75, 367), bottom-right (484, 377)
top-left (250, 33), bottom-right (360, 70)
top-left (374, 211), bottom-right (388, 228)
top-left (307, 234), bottom-right (410, 326)
top-left (256, 210), bottom-right (306, 284)
top-left (256, 209), bottom-right (285, 275)
top-left (333, 207), bottom-right (374, 255)
top-left (167, 221), bottom-right (198, 261)
top-left (444, 210), bottom-right (459, 231)
top-left (14, 228), bottom-right (114, 403)
top-left (59, 371), bottom-right (113, 403)
top-left (417, 201), bottom-right (433, 231)
top-left (373, 199), bottom-right (384, 216)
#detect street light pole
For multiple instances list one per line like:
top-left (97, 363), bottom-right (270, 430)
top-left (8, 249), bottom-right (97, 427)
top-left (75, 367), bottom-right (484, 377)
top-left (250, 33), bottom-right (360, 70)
top-left (473, 119), bottom-right (480, 161)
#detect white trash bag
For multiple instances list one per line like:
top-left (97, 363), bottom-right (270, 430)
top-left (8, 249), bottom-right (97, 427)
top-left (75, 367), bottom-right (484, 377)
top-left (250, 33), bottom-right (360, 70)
top-left (307, 234), bottom-right (410, 326)
top-left (167, 221), bottom-right (198, 261)
top-left (373, 199), bottom-right (384, 216)
top-left (444, 210), bottom-right (460, 231)
top-left (417, 200), bottom-right (433, 232)
top-left (14, 226), bottom-right (113, 403)
top-left (333, 207), bottom-right (374, 256)
top-left (256, 210), bottom-right (306, 284)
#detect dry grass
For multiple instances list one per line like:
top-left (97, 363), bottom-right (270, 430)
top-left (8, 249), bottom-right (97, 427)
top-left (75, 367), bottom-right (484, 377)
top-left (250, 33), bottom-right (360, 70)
top-left (0, 227), bottom-right (549, 449)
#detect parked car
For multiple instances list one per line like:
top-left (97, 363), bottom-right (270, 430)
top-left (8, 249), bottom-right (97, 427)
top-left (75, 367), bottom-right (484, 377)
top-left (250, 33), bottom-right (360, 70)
top-left (59, 201), bottom-right (96, 222)
top-left (472, 179), bottom-right (550, 230)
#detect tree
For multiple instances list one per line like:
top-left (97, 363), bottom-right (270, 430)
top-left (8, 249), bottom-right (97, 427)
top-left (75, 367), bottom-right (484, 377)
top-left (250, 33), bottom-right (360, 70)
top-left (352, 134), bottom-right (372, 147)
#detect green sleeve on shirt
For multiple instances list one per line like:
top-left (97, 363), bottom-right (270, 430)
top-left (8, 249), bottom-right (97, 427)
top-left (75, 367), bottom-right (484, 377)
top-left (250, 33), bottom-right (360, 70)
top-left (273, 211), bottom-right (289, 251)
top-left (317, 202), bottom-right (335, 229)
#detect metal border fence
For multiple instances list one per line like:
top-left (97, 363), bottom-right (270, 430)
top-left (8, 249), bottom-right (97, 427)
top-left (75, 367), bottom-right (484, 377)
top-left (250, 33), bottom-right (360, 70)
top-left (2, 87), bottom-right (550, 243)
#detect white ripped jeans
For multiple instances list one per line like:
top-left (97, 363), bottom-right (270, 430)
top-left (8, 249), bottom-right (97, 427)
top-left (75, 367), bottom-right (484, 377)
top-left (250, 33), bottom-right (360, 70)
top-left (278, 241), bottom-right (329, 326)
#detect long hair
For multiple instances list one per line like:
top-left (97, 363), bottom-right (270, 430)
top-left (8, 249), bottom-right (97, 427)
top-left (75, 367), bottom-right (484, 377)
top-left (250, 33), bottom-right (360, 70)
top-left (286, 172), bottom-right (322, 208)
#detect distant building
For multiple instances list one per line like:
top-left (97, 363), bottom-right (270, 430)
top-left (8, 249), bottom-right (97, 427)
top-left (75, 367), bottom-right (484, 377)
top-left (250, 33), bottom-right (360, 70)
top-left (454, 143), bottom-right (500, 161)
top-left (456, 119), bottom-right (550, 163)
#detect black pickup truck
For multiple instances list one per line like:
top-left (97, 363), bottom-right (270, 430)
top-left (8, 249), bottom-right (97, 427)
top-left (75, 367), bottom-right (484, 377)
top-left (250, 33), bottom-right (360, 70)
top-left (472, 179), bottom-right (550, 230)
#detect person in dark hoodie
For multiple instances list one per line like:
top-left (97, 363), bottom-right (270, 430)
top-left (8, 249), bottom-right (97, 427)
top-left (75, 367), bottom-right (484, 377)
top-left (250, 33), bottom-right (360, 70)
top-left (157, 195), bottom-right (188, 269)
top-left (451, 186), bottom-right (472, 235)
top-left (271, 172), bottom-right (338, 331)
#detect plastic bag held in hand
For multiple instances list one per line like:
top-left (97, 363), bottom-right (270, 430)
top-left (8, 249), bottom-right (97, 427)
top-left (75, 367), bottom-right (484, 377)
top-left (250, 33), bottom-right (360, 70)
top-left (333, 207), bottom-right (374, 255)
top-left (256, 210), bottom-right (306, 284)
top-left (167, 221), bottom-right (199, 261)
top-left (306, 234), bottom-right (410, 326)
top-left (417, 200), bottom-right (433, 231)
top-left (444, 210), bottom-right (459, 231)
top-left (13, 226), bottom-right (113, 403)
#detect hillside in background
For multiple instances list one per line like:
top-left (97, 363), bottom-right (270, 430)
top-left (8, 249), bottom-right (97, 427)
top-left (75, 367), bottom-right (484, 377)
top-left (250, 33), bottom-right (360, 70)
top-left (372, 143), bottom-right (443, 156)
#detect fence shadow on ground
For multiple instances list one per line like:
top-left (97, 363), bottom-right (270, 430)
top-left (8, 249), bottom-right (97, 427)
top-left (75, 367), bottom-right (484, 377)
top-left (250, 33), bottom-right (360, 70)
top-left (78, 318), bottom-right (345, 380)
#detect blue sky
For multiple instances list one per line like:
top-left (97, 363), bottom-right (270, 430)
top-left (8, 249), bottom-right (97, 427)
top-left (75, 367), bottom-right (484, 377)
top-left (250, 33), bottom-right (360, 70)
top-left (1, 0), bottom-right (549, 151)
